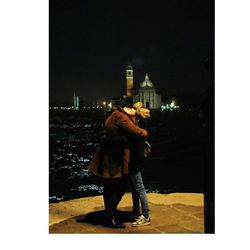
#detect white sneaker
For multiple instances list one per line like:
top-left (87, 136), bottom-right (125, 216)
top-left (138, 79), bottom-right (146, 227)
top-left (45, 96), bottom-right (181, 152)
top-left (129, 213), bottom-right (141, 221)
top-left (132, 215), bottom-right (151, 227)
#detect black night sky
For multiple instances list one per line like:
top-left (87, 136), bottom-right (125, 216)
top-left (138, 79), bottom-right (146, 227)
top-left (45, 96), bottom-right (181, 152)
top-left (49, 0), bottom-right (214, 103)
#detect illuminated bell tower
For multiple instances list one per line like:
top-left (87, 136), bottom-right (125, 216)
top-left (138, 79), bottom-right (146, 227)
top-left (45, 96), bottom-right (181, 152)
top-left (126, 61), bottom-right (133, 97)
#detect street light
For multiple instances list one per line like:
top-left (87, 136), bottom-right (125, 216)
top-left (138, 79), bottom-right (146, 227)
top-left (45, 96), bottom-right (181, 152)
top-left (103, 101), bottom-right (107, 115)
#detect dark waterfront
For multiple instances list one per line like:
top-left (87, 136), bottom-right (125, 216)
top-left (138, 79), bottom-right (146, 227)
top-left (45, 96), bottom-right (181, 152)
top-left (49, 109), bottom-right (208, 203)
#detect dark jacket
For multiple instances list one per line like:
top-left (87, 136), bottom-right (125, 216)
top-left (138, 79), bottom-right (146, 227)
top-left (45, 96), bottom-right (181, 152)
top-left (87, 106), bottom-right (148, 178)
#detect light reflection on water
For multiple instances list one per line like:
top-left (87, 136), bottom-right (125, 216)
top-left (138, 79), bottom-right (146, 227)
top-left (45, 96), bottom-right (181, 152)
top-left (70, 169), bottom-right (91, 178)
top-left (49, 195), bottom-right (64, 202)
top-left (49, 115), bottom-right (105, 201)
top-left (77, 184), bottom-right (104, 193)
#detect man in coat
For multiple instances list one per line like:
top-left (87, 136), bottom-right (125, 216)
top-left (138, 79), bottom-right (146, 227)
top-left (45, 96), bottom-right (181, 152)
top-left (88, 102), bottom-right (148, 228)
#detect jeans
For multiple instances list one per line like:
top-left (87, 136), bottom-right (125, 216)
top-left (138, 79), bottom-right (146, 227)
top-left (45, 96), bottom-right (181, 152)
top-left (129, 171), bottom-right (149, 218)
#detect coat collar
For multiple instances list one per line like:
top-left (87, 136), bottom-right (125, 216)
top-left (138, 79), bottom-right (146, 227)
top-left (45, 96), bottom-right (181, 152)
top-left (109, 105), bottom-right (136, 122)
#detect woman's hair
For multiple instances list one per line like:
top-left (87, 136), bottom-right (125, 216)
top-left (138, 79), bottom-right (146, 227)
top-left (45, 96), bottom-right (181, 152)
top-left (133, 102), bottom-right (150, 119)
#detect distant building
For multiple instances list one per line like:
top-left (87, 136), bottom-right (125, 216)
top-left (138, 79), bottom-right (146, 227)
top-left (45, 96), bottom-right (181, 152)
top-left (73, 92), bottom-right (79, 110)
top-left (125, 63), bottom-right (161, 109)
top-left (126, 61), bottom-right (133, 97)
top-left (133, 73), bottom-right (161, 109)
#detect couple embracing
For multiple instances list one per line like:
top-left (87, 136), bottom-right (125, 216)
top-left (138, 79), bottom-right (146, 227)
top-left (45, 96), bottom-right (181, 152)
top-left (88, 100), bottom-right (151, 228)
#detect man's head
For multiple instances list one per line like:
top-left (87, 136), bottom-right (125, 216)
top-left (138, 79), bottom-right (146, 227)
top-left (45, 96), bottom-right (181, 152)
top-left (114, 96), bottom-right (132, 108)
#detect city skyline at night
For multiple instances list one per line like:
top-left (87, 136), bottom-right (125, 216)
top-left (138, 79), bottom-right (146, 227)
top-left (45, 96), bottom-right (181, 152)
top-left (50, 0), bottom-right (214, 103)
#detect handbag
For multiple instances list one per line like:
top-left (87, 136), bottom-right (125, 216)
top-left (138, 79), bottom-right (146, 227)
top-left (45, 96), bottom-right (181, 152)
top-left (143, 141), bottom-right (151, 158)
top-left (138, 140), bottom-right (151, 160)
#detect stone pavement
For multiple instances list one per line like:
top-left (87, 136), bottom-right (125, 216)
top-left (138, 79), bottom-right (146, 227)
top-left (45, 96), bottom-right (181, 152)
top-left (49, 193), bottom-right (204, 234)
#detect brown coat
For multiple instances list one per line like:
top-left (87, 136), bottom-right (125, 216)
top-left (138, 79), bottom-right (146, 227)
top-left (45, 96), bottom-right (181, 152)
top-left (87, 106), bottom-right (148, 178)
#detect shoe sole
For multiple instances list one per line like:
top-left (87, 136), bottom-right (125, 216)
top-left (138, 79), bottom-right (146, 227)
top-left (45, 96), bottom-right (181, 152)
top-left (132, 222), bottom-right (151, 227)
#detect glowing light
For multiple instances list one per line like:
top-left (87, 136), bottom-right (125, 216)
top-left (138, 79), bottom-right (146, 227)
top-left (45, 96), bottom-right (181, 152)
top-left (170, 100), bottom-right (175, 108)
top-left (161, 105), bottom-right (166, 111)
top-left (103, 101), bottom-right (106, 105)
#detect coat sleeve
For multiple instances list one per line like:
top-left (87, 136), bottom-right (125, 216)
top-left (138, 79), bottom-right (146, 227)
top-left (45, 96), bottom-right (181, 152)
top-left (115, 111), bottom-right (148, 138)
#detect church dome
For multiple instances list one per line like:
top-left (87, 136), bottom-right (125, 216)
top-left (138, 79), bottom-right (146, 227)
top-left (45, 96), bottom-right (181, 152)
top-left (140, 74), bottom-right (154, 88)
